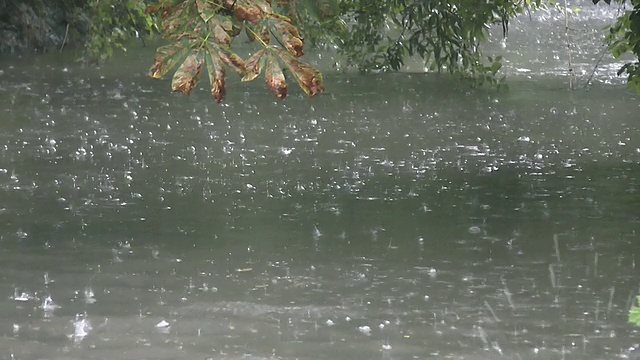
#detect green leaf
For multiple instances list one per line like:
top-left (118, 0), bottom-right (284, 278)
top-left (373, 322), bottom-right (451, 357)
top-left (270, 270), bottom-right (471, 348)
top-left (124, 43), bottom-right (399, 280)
top-left (629, 295), bottom-right (640, 326)
top-left (150, 42), bottom-right (189, 79)
top-left (215, 47), bottom-right (246, 76)
top-left (490, 60), bottom-right (502, 74)
top-left (242, 49), bottom-right (266, 82)
top-left (172, 51), bottom-right (204, 95)
top-left (195, 0), bottom-right (218, 22)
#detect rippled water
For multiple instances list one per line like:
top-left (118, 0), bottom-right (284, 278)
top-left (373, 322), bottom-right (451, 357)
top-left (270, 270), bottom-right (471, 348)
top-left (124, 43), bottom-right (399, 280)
top-left (1, 2), bottom-right (640, 360)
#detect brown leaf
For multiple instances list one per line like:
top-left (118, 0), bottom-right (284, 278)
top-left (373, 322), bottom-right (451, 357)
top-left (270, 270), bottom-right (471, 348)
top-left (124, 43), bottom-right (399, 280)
top-left (150, 42), bottom-right (188, 79)
top-left (205, 49), bottom-right (227, 102)
top-left (242, 49), bottom-right (265, 82)
top-left (161, 1), bottom-right (194, 39)
top-left (213, 23), bottom-right (231, 45)
top-left (211, 77), bottom-right (225, 102)
top-left (172, 51), bottom-right (204, 95)
top-left (234, 5), bottom-right (263, 23)
top-left (145, 5), bottom-right (163, 14)
top-left (265, 53), bottom-right (287, 99)
top-left (214, 15), bottom-right (236, 33)
top-left (260, 26), bottom-right (271, 44)
top-left (274, 48), bottom-right (324, 97)
top-left (245, 24), bottom-right (270, 45)
top-left (207, 15), bottom-right (236, 45)
top-left (270, 15), bottom-right (303, 57)
top-left (195, 0), bottom-right (217, 22)
top-left (217, 49), bottom-right (246, 76)
top-left (224, 0), bottom-right (271, 24)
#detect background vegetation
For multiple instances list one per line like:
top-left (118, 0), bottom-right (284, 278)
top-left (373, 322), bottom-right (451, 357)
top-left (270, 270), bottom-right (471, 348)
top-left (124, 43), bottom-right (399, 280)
top-left (1, 0), bottom-right (639, 97)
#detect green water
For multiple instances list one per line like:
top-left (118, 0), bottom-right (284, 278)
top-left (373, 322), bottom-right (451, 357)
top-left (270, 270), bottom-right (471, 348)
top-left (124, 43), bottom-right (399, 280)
top-left (1, 7), bottom-right (640, 359)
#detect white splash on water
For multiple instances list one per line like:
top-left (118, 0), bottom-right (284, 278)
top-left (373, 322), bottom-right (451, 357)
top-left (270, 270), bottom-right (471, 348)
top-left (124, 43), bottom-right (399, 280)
top-left (84, 287), bottom-right (96, 304)
top-left (40, 295), bottom-right (60, 313)
top-left (111, 248), bottom-right (123, 263)
top-left (72, 313), bottom-right (92, 341)
top-left (43, 272), bottom-right (54, 285)
top-left (13, 288), bottom-right (33, 302)
top-left (358, 325), bottom-right (372, 336)
top-left (156, 319), bottom-right (171, 334)
top-left (313, 225), bottom-right (322, 240)
top-left (156, 319), bottom-right (170, 328)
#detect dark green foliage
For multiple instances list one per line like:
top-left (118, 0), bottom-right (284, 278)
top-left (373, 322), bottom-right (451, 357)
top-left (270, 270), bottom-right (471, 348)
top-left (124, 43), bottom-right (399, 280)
top-left (0, 0), bottom-right (79, 53)
top-left (0, 0), bottom-right (156, 61)
top-left (299, 0), bottom-right (543, 86)
top-left (79, 0), bottom-right (156, 63)
top-left (6, 0), bottom-right (638, 95)
top-left (629, 295), bottom-right (640, 326)
top-left (604, 0), bottom-right (640, 93)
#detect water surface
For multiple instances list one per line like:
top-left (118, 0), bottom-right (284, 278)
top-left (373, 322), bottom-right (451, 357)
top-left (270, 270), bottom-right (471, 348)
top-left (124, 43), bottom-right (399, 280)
top-left (1, 3), bottom-right (640, 359)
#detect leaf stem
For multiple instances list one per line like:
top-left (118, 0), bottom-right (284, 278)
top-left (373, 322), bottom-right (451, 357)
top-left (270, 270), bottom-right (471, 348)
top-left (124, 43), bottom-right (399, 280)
top-left (245, 25), bottom-right (269, 48)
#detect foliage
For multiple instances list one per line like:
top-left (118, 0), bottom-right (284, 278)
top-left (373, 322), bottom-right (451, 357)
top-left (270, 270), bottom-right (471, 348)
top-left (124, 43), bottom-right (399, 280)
top-left (603, 0), bottom-right (640, 94)
top-left (629, 295), bottom-right (640, 326)
top-left (74, 0), bottom-right (640, 99)
top-left (306, 0), bottom-right (545, 86)
top-left (144, 0), bottom-right (552, 100)
top-left (79, 0), bottom-right (155, 63)
top-left (271, 0), bottom-right (344, 49)
top-left (146, 0), bottom-right (324, 102)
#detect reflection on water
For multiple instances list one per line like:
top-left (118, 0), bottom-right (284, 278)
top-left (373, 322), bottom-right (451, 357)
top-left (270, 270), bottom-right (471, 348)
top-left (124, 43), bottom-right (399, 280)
top-left (1, 4), bottom-right (640, 360)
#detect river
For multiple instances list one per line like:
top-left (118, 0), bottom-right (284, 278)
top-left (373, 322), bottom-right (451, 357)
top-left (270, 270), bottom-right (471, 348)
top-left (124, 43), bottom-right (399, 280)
top-left (0, 2), bottom-right (639, 360)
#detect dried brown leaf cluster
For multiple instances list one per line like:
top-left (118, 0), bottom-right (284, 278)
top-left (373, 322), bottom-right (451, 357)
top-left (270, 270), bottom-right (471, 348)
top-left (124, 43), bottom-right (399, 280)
top-left (147, 0), bottom-right (323, 102)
